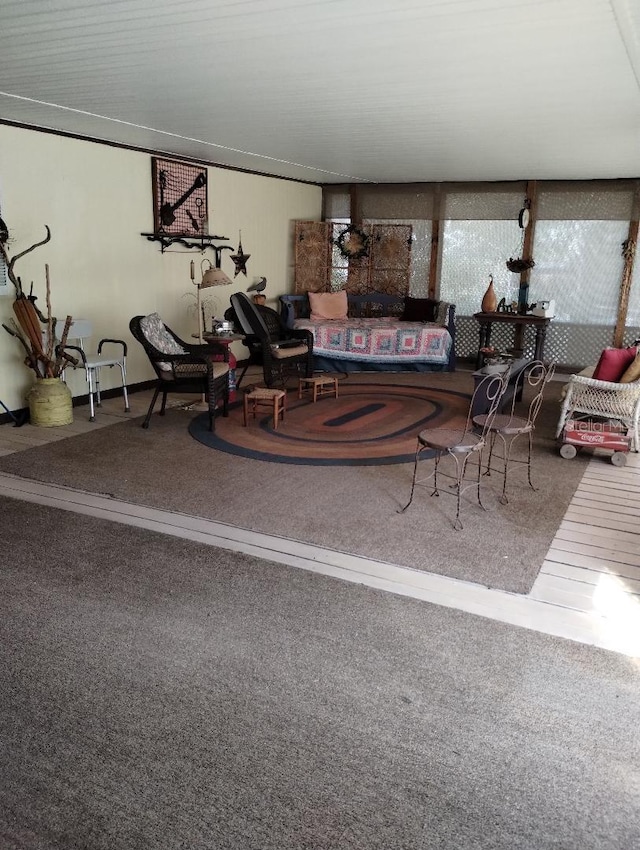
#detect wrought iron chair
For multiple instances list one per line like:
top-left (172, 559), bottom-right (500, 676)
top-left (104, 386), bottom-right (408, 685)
top-left (227, 292), bottom-right (313, 389)
top-left (474, 360), bottom-right (556, 504)
top-left (399, 371), bottom-right (509, 530)
top-left (129, 313), bottom-right (229, 430)
top-left (58, 319), bottom-right (130, 422)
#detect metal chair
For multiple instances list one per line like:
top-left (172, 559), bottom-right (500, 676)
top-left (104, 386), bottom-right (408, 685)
top-left (474, 360), bottom-right (556, 504)
top-left (399, 371), bottom-right (509, 530)
top-left (58, 319), bottom-right (129, 421)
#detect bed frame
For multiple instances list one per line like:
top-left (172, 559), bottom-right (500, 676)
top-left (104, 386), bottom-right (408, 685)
top-left (279, 293), bottom-right (456, 372)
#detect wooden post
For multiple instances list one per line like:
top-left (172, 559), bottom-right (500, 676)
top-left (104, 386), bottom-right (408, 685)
top-left (518, 179), bottom-right (538, 312)
top-left (514, 180), bottom-right (537, 352)
top-left (428, 186), bottom-right (442, 299)
top-left (613, 218), bottom-right (638, 348)
top-left (350, 185), bottom-right (361, 225)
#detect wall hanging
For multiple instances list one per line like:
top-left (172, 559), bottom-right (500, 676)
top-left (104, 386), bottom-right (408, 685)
top-left (141, 156), bottom-right (230, 253)
top-left (230, 232), bottom-right (250, 276)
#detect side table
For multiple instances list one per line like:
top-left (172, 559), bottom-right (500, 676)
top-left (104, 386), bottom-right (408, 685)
top-left (473, 312), bottom-right (552, 368)
top-left (202, 333), bottom-right (244, 402)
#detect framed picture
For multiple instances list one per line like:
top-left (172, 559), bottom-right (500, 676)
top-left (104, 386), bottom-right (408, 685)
top-left (151, 157), bottom-right (208, 236)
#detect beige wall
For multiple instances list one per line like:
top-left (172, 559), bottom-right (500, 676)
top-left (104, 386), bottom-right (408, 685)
top-left (0, 124), bottom-right (321, 409)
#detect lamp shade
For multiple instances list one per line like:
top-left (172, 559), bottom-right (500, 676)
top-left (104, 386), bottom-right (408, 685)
top-left (201, 262), bottom-right (232, 289)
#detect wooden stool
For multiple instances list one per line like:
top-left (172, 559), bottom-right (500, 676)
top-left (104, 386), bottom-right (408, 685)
top-left (243, 387), bottom-right (287, 429)
top-left (298, 375), bottom-right (339, 403)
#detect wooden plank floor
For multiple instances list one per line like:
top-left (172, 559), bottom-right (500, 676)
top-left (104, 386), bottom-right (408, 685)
top-left (532, 450), bottom-right (640, 628)
top-left (1, 385), bottom-right (639, 656)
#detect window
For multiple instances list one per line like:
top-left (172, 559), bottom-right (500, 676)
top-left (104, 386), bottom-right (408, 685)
top-left (530, 220), bottom-right (626, 324)
top-left (440, 220), bottom-right (520, 316)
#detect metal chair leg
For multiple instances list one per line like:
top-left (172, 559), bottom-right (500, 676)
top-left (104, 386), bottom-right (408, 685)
top-left (94, 366), bottom-right (102, 408)
top-left (526, 432), bottom-right (536, 491)
top-left (432, 451), bottom-right (442, 497)
top-left (118, 361), bottom-right (130, 412)
top-left (86, 367), bottom-right (96, 421)
top-left (398, 440), bottom-right (422, 513)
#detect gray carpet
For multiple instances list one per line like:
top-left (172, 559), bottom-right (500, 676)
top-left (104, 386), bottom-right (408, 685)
top-left (0, 496), bottom-right (638, 850)
top-left (0, 372), bottom-right (588, 594)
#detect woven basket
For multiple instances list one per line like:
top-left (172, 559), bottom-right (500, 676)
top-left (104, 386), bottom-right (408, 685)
top-left (26, 378), bottom-right (73, 427)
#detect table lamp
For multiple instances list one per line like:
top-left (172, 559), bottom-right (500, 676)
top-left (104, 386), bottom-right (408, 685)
top-left (191, 259), bottom-right (232, 343)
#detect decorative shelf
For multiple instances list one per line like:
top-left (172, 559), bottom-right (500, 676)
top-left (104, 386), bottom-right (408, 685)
top-left (141, 232), bottom-right (231, 254)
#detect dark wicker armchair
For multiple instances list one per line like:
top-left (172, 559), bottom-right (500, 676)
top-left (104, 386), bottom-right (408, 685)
top-left (227, 293), bottom-right (313, 389)
top-left (130, 314), bottom-right (229, 430)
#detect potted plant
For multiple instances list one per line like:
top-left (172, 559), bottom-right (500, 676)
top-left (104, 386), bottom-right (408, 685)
top-left (0, 220), bottom-right (75, 426)
top-left (479, 346), bottom-right (513, 373)
top-left (506, 257), bottom-right (535, 273)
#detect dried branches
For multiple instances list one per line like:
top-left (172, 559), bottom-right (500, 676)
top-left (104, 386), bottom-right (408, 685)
top-left (1, 223), bottom-right (76, 378)
top-left (0, 224), bottom-right (51, 298)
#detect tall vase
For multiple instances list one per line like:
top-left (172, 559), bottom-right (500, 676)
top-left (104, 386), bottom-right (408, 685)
top-left (26, 378), bottom-right (73, 427)
top-left (481, 275), bottom-right (498, 313)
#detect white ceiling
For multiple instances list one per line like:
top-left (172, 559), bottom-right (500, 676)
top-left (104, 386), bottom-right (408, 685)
top-left (1, 0), bottom-right (640, 185)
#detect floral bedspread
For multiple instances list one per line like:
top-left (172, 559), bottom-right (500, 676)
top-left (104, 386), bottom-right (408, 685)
top-left (294, 317), bottom-right (451, 364)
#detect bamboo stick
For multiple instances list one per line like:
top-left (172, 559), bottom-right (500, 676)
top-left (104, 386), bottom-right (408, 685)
top-left (45, 264), bottom-right (54, 362)
top-left (52, 315), bottom-right (75, 377)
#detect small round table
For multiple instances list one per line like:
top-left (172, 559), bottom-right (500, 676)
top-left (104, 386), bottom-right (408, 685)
top-left (201, 333), bottom-right (244, 403)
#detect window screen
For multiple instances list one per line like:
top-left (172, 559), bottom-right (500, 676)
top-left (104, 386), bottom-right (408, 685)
top-left (439, 220), bottom-right (521, 316)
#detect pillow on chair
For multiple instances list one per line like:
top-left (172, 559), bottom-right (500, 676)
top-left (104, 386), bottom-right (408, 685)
top-left (400, 296), bottom-right (439, 322)
top-left (592, 346), bottom-right (637, 382)
top-left (434, 301), bottom-right (451, 327)
top-left (309, 290), bottom-right (348, 321)
top-left (620, 348), bottom-right (640, 383)
top-left (140, 313), bottom-right (186, 354)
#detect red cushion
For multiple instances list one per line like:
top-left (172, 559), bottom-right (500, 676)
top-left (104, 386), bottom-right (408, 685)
top-left (592, 347), bottom-right (637, 382)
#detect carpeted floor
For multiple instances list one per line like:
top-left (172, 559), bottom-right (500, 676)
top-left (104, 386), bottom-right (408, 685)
top-left (0, 497), bottom-right (638, 850)
top-left (0, 372), bottom-right (588, 594)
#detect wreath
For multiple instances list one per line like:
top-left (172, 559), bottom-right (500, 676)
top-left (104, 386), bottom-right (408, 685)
top-left (335, 225), bottom-right (370, 260)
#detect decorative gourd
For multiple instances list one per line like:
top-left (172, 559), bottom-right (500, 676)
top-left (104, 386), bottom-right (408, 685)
top-left (481, 275), bottom-right (498, 313)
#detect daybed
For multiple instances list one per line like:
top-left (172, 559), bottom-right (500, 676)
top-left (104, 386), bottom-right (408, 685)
top-left (279, 291), bottom-right (456, 373)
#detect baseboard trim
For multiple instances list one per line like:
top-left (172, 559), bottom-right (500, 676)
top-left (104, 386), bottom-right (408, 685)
top-left (0, 380), bottom-right (158, 426)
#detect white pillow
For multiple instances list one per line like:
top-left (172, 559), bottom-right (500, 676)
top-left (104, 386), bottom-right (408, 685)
top-left (308, 290), bottom-right (348, 321)
top-left (140, 313), bottom-right (186, 354)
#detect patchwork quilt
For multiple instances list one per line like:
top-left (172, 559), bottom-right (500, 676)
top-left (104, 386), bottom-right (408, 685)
top-left (294, 317), bottom-right (452, 365)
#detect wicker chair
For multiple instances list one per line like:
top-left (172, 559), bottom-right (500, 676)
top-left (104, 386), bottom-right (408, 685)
top-left (129, 314), bottom-right (229, 430)
top-left (556, 371), bottom-right (640, 452)
top-left (227, 292), bottom-right (313, 389)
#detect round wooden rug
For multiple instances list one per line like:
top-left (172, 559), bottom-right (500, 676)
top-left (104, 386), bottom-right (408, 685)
top-left (189, 380), bottom-right (471, 465)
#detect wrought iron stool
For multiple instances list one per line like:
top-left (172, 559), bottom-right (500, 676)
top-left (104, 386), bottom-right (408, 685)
top-left (243, 387), bottom-right (287, 429)
top-left (298, 375), bottom-right (339, 403)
